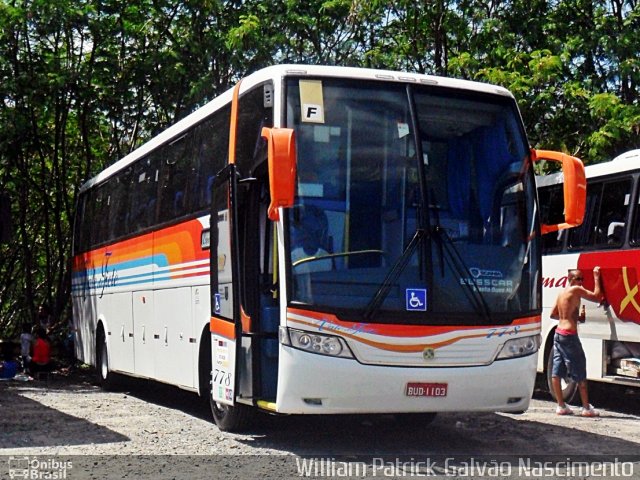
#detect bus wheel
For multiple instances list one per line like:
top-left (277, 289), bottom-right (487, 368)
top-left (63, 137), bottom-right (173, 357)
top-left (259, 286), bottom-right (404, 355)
top-left (96, 328), bottom-right (119, 390)
top-left (546, 347), bottom-right (577, 403)
top-left (209, 396), bottom-right (252, 432)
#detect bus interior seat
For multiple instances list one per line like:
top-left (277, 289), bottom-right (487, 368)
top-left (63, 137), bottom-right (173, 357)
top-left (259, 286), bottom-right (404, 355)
top-left (173, 191), bottom-right (185, 216)
top-left (607, 222), bottom-right (625, 245)
top-left (205, 175), bottom-right (215, 205)
top-left (144, 199), bottom-right (156, 227)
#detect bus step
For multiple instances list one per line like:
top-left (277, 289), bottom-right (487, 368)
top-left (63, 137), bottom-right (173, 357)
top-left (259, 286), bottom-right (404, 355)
top-left (256, 399), bottom-right (277, 412)
top-left (614, 368), bottom-right (640, 379)
top-left (603, 374), bottom-right (640, 385)
top-left (616, 358), bottom-right (640, 378)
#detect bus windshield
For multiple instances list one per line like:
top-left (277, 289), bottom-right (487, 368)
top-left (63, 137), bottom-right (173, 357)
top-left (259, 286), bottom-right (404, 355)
top-left (285, 78), bottom-right (539, 324)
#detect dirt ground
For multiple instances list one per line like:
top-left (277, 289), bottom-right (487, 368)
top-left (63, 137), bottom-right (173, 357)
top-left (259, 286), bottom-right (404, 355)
top-left (1, 368), bottom-right (639, 479)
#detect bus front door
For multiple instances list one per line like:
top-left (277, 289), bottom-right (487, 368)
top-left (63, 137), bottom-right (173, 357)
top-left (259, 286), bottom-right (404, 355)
top-left (209, 164), bottom-right (253, 431)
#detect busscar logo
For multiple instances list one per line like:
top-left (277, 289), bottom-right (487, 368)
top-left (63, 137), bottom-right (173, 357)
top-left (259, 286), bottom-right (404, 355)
top-left (461, 268), bottom-right (513, 293)
top-left (8, 457), bottom-right (73, 479)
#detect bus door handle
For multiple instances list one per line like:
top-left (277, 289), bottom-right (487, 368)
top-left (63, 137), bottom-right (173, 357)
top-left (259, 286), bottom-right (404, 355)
top-left (164, 326), bottom-right (168, 345)
top-left (142, 325), bottom-right (146, 344)
top-left (120, 325), bottom-right (125, 342)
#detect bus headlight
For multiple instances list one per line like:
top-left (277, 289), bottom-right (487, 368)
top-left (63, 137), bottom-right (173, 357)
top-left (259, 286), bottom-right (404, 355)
top-left (279, 327), bottom-right (354, 359)
top-left (496, 335), bottom-right (541, 360)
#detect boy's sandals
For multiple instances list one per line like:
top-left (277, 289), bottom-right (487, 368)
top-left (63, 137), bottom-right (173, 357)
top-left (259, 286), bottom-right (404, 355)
top-left (555, 405), bottom-right (573, 415)
top-left (580, 404), bottom-right (600, 417)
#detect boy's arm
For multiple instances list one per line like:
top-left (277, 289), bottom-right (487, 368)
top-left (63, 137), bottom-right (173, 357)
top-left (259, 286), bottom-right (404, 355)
top-left (580, 266), bottom-right (604, 303)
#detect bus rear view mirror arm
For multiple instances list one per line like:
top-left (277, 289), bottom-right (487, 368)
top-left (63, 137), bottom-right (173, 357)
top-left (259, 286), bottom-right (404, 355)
top-left (262, 127), bottom-right (297, 221)
top-left (532, 148), bottom-right (586, 234)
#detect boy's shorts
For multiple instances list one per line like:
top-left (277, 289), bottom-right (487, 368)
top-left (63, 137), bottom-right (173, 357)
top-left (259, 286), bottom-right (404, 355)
top-left (552, 332), bottom-right (587, 382)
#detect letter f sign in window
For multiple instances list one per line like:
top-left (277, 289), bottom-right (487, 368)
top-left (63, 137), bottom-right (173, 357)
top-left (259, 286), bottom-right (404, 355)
top-left (300, 80), bottom-right (325, 124)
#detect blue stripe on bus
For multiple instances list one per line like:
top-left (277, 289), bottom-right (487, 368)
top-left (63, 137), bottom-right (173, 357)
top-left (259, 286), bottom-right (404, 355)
top-left (71, 255), bottom-right (209, 292)
top-left (71, 255), bottom-right (169, 280)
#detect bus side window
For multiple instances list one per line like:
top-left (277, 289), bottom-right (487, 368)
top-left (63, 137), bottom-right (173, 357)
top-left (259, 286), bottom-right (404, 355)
top-left (89, 185), bottom-right (110, 248)
top-left (128, 156), bottom-right (158, 233)
top-left (108, 169), bottom-right (131, 241)
top-left (569, 178), bottom-right (632, 249)
top-left (599, 179), bottom-right (631, 247)
top-left (192, 107), bottom-right (230, 212)
top-left (74, 193), bottom-right (88, 253)
top-left (568, 182), bottom-right (602, 249)
top-left (539, 184), bottom-right (566, 253)
top-left (235, 82), bottom-right (273, 177)
top-left (158, 133), bottom-right (191, 224)
top-left (631, 183), bottom-right (640, 245)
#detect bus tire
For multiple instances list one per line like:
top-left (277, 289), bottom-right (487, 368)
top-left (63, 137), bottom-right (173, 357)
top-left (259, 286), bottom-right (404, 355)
top-left (198, 329), bottom-right (212, 403)
top-left (209, 396), bottom-right (252, 432)
top-left (96, 327), bottom-right (119, 391)
top-left (545, 345), bottom-right (577, 403)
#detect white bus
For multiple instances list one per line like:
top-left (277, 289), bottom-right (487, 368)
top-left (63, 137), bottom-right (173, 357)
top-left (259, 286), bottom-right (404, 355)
top-left (537, 149), bottom-right (640, 401)
top-left (72, 64), bottom-right (584, 431)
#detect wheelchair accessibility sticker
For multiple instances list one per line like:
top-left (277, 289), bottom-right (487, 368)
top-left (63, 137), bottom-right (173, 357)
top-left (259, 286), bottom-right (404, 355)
top-left (214, 293), bottom-right (221, 315)
top-left (406, 288), bottom-right (427, 311)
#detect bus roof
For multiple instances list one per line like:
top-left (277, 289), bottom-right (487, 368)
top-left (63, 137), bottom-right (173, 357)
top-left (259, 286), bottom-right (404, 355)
top-left (536, 149), bottom-right (640, 188)
top-left (584, 149), bottom-right (640, 178)
top-left (80, 64), bottom-right (515, 193)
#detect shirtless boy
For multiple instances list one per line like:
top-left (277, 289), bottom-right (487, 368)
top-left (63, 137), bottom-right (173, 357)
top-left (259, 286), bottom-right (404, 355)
top-left (550, 266), bottom-right (603, 417)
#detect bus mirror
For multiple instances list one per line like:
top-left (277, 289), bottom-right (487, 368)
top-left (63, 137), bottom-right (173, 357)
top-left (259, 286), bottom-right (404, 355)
top-left (262, 127), bottom-right (297, 221)
top-left (532, 149), bottom-right (586, 235)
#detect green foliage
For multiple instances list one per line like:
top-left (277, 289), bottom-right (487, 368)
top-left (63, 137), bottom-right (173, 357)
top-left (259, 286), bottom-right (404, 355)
top-left (1, 0), bottom-right (639, 338)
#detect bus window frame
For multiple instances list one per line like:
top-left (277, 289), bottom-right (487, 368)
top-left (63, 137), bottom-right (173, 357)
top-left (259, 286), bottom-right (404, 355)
top-left (567, 176), bottom-right (634, 251)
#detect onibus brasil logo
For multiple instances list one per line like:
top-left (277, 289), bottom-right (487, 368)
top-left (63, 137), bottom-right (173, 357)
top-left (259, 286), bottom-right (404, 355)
top-left (8, 456), bottom-right (72, 479)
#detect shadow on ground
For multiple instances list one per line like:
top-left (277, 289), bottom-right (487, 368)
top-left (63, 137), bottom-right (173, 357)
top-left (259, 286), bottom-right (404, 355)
top-left (0, 371), bottom-right (129, 449)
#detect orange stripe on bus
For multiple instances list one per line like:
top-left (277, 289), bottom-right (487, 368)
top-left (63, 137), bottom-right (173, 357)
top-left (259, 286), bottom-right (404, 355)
top-left (210, 317), bottom-right (235, 339)
top-left (287, 307), bottom-right (539, 338)
top-left (241, 307), bottom-right (252, 332)
top-left (289, 317), bottom-right (540, 353)
top-left (228, 81), bottom-right (242, 165)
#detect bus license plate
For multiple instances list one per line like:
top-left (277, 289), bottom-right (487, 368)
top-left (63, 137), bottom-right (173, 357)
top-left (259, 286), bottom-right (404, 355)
top-left (406, 382), bottom-right (448, 397)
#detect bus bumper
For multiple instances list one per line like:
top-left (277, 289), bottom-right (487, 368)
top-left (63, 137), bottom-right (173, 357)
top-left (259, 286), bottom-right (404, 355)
top-left (275, 346), bottom-right (537, 414)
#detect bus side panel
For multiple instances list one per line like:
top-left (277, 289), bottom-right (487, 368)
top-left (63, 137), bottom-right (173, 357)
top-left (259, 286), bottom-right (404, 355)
top-left (105, 291), bottom-right (135, 374)
top-left (150, 221), bottom-right (208, 390)
top-left (192, 285), bottom-right (211, 394)
top-left (154, 287), bottom-right (194, 388)
top-left (72, 290), bottom-right (97, 367)
top-left (133, 290), bottom-right (155, 379)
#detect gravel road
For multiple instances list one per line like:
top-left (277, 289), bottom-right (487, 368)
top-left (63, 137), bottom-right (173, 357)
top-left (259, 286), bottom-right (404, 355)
top-left (1, 369), bottom-right (640, 479)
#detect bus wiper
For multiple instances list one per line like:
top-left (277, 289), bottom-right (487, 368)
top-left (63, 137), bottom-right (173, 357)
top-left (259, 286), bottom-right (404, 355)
top-left (363, 228), bottom-right (426, 321)
top-left (431, 226), bottom-right (492, 323)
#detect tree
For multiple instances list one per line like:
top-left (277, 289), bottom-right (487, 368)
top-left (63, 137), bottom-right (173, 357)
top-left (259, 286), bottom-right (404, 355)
top-left (1, 0), bottom-right (639, 339)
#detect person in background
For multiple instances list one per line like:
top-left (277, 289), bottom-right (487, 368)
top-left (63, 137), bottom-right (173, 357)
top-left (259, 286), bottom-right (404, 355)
top-left (550, 267), bottom-right (603, 417)
top-left (20, 323), bottom-right (33, 373)
top-left (0, 343), bottom-right (19, 379)
top-left (37, 303), bottom-right (53, 331)
top-left (30, 326), bottom-right (52, 376)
